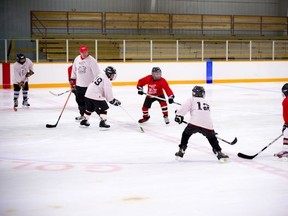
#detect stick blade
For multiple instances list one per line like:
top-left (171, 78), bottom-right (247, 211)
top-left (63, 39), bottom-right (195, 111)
top-left (49, 91), bottom-right (58, 96)
top-left (237, 152), bottom-right (256, 160)
top-left (46, 124), bottom-right (57, 128)
top-left (231, 137), bottom-right (238, 145)
top-left (140, 126), bottom-right (145, 133)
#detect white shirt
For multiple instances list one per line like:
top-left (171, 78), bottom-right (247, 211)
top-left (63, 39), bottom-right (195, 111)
top-left (85, 72), bottom-right (114, 102)
top-left (176, 96), bottom-right (214, 130)
top-left (12, 58), bottom-right (34, 84)
top-left (71, 55), bottom-right (101, 87)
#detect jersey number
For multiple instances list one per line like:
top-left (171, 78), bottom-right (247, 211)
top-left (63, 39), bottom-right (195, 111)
top-left (94, 77), bottom-right (102, 85)
top-left (197, 102), bottom-right (210, 111)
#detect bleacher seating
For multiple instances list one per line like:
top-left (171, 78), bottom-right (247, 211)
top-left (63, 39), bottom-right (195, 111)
top-left (30, 11), bottom-right (288, 62)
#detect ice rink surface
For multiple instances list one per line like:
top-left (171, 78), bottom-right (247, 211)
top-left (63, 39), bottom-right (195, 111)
top-left (0, 82), bottom-right (287, 216)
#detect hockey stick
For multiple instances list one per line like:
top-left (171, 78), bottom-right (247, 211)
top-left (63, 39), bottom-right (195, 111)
top-left (49, 89), bottom-right (70, 96)
top-left (237, 134), bottom-right (283, 160)
top-left (119, 105), bottom-right (145, 133)
top-left (216, 136), bottom-right (237, 145)
top-left (46, 90), bottom-right (72, 128)
top-left (182, 120), bottom-right (237, 145)
top-left (143, 93), bottom-right (182, 105)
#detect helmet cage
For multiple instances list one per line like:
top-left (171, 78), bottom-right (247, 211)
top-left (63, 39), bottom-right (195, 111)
top-left (16, 53), bottom-right (26, 64)
top-left (105, 66), bottom-right (117, 81)
top-left (152, 67), bottom-right (162, 80)
top-left (192, 86), bottom-right (205, 98)
top-left (282, 83), bottom-right (288, 97)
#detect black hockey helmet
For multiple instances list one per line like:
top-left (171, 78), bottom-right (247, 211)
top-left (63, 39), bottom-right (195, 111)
top-left (152, 67), bottom-right (162, 80)
top-left (16, 53), bottom-right (26, 64)
top-left (282, 83), bottom-right (288, 97)
top-left (192, 86), bottom-right (205, 98)
top-left (105, 66), bottom-right (117, 81)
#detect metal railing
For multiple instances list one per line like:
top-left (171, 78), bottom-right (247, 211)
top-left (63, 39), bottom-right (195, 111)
top-left (1, 39), bottom-right (288, 63)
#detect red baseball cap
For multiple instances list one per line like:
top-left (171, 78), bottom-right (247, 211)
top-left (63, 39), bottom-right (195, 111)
top-left (79, 45), bottom-right (88, 53)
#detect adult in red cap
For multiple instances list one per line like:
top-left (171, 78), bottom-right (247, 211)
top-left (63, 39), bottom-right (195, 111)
top-left (70, 45), bottom-right (101, 121)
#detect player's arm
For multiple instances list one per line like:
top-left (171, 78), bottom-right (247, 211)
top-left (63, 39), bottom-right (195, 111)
top-left (136, 75), bottom-right (150, 95)
top-left (26, 70), bottom-right (34, 77)
top-left (161, 78), bottom-right (175, 104)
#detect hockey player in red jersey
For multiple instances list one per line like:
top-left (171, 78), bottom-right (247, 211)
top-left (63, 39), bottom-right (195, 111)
top-left (274, 83), bottom-right (288, 160)
top-left (137, 67), bottom-right (175, 124)
top-left (174, 86), bottom-right (229, 162)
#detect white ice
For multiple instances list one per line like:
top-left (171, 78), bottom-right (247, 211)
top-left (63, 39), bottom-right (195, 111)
top-left (0, 83), bottom-right (287, 216)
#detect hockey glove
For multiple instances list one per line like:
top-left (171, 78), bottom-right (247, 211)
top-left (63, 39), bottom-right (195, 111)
top-left (137, 86), bottom-right (144, 95)
top-left (18, 81), bottom-right (25, 88)
top-left (110, 98), bottom-right (121, 106)
top-left (168, 95), bottom-right (175, 104)
top-left (69, 78), bottom-right (76, 90)
top-left (174, 115), bottom-right (184, 124)
top-left (26, 70), bottom-right (34, 77)
top-left (282, 124), bottom-right (288, 133)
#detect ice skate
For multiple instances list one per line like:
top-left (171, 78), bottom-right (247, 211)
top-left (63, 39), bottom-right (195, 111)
top-left (75, 115), bottom-right (85, 121)
top-left (175, 148), bottom-right (185, 159)
top-left (13, 100), bottom-right (18, 111)
top-left (80, 119), bottom-right (90, 127)
top-left (138, 115), bottom-right (150, 123)
top-left (163, 116), bottom-right (170, 124)
top-left (99, 119), bottom-right (110, 128)
top-left (22, 98), bottom-right (30, 107)
top-left (274, 151), bottom-right (288, 161)
top-left (13, 99), bottom-right (18, 108)
top-left (213, 150), bottom-right (229, 162)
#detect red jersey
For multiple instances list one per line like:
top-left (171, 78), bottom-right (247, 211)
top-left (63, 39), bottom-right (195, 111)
top-left (68, 65), bottom-right (76, 86)
top-left (137, 75), bottom-right (174, 97)
top-left (68, 65), bottom-right (72, 80)
top-left (283, 96), bottom-right (288, 124)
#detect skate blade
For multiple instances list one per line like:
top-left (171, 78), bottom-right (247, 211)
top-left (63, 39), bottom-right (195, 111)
top-left (275, 156), bottom-right (288, 162)
top-left (219, 158), bottom-right (229, 163)
top-left (79, 124), bottom-right (90, 128)
top-left (99, 127), bottom-right (110, 131)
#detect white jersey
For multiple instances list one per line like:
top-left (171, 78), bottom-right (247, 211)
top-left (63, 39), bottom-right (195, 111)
top-left (85, 72), bottom-right (114, 102)
top-left (71, 55), bottom-right (100, 87)
top-left (176, 96), bottom-right (214, 130)
top-left (12, 58), bottom-right (34, 84)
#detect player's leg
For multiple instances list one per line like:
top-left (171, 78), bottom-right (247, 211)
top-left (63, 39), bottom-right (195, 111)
top-left (22, 82), bottom-right (30, 106)
top-left (13, 84), bottom-right (21, 107)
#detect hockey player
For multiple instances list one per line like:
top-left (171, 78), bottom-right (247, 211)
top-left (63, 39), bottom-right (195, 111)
top-left (70, 45), bottom-right (101, 121)
top-left (137, 67), bottom-right (175, 124)
top-left (274, 83), bottom-right (288, 160)
top-left (174, 85), bottom-right (229, 162)
top-left (12, 53), bottom-right (34, 110)
top-left (80, 66), bottom-right (121, 128)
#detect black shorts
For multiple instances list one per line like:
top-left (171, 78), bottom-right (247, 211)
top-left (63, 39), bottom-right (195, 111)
top-left (85, 98), bottom-right (109, 114)
top-left (143, 95), bottom-right (165, 108)
top-left (13, 82), bottom-right (29, 91)
top-left (184, 124), bottom-right (216, 139)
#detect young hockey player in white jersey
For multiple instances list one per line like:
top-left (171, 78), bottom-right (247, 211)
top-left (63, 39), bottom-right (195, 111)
top-left (70, 45), bottom-right (101, 121)
top-left (12, 53), bottom-right (34, 110)
top-left (80, 66), bottom-right (121, 128)
top-left (174, 86), bottom-right (229, 162)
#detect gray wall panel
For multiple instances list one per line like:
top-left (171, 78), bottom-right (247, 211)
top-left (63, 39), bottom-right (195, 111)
top-left (0, 0), bottom-right (286, 38)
